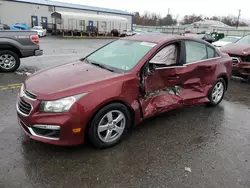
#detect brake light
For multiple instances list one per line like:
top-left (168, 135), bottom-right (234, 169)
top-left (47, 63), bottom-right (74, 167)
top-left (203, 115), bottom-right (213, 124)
top-left (30, 35), bottom-right (39, 45)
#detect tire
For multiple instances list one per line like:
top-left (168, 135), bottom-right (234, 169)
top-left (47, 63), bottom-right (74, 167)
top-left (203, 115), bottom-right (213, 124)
top-left (206, 78), bottom-right (226, 107)
top-left (88, 103), bottom-right (131, 149)
top-left (0, 50), bottom-right (20, 72)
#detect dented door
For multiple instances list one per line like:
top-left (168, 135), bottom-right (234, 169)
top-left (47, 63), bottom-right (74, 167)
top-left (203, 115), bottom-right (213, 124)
top-left (180, 40), bottom-right (219, 104)
top-left (140, 67), bottom-right (184, 118)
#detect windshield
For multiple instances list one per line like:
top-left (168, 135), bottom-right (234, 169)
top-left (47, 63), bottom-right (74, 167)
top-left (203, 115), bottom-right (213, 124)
top-left (86, 40), bottom-right (156, 72)
top-left (219, 36), bottom-right (239, 43)
top-left (236, 35), bottom-right (250, 44)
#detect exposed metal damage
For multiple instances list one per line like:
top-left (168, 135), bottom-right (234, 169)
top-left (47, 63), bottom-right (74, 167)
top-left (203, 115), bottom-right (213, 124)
top-left (145, 86), bottom-right (181, 98)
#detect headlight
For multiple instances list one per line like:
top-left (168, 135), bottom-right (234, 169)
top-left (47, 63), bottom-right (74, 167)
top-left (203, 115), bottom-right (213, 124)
top-left (40, 93), bottom-right (87, 113)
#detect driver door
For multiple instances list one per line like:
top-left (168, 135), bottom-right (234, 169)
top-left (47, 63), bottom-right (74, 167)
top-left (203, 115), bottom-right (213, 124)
top-left (139, 41), bottom-right (186, 118)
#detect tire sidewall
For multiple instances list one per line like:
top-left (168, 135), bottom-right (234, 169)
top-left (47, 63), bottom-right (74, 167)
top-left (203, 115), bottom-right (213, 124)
top-left (208, 78), bottom-right (226, 106)
top-left (88, 103), bottom-right (131, 148)
top-left (0, 50), bottom-right (20, 72)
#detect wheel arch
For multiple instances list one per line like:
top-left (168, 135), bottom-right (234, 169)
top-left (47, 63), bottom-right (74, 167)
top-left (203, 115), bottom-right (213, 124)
top-left (0, 43), bottom-right (22, 57)
top-left (217, 73), bottom-right (228, 90)
top-left (84, 99), bottom-right (136, 138)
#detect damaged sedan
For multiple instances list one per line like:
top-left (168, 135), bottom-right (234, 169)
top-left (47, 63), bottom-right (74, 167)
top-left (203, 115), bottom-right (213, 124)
top-left (220, 34), bottom-right (250, 81)
top-left (16, 34), bottom-right (233, 148)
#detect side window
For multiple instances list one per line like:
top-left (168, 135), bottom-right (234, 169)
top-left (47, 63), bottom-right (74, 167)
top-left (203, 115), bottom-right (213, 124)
top-left (185, 41), bottom-right (207, 64)
top-left (150, 44), bottom-right (178, 66)
top-left (207, 46), bottom-right (216, 58)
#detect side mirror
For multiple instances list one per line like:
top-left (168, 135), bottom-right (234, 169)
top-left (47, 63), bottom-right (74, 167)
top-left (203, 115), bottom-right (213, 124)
top-left (146, 62), bottom-right (156, 75)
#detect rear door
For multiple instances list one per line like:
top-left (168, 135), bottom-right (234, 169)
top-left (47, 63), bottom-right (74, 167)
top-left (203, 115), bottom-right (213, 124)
top-left (180, 40), bottom-right (220, 104)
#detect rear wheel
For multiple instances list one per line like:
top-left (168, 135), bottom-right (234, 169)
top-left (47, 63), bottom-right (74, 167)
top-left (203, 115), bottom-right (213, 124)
top-left (206, 78), bottom-right (226, 106)
top-left (0, 50), bottom-right (20, 72)
top-left (88, 103), bottom-right (131, 149)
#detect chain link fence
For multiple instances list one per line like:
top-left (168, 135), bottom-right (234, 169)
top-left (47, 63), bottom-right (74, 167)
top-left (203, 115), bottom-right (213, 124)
top-left (134, 25), bottom-right (250, 36)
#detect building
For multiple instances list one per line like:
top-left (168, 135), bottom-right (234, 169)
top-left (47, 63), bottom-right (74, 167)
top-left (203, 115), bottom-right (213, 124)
top-left (191, 20), bottom-right (232, 29)
top-left (0, 0), bottom-right (133, 33)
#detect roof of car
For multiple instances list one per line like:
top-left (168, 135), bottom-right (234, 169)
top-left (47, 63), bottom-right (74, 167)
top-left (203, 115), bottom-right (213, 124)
top-left (124, 34), bottom-right (201, 44)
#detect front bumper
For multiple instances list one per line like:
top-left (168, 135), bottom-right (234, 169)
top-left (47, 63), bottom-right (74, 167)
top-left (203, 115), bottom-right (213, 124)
top-left (16, 95), bottom-right (87, 146)
top-left (232, 62), bottom-right (250, 78)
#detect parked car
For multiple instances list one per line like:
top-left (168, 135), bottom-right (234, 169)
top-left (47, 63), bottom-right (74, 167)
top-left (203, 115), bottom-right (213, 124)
top-left (212, 36), bottom-right (241, 48)
top-left (0, 30), bottom-right (43, 72)
top-left (185, 33), bottom-right (216, 43)
top-left (31, 26), bottom-right (47, 37)
top-left (220, 34), bottom-right (250, 81)
top-left (0, 24), bottom-right (10, 30)
top-left (10, 23), bottom-right (29, 30)
top-left (120, 30), bottom-right (135, 37)
top-left (17, 34), bottom-right (232, 148)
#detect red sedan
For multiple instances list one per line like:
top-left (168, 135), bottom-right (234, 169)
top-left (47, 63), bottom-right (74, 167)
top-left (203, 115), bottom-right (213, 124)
top-left (17, 34), bottom-right (233, 148)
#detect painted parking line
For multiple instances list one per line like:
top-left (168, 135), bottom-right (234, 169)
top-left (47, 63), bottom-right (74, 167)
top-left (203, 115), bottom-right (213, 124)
top-left (0, 83), bottom-right (22, 91)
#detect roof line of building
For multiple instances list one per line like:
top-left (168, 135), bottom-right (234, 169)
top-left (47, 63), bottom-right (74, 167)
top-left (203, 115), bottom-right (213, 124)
top-left (9, 0), bottom-right (133, 16)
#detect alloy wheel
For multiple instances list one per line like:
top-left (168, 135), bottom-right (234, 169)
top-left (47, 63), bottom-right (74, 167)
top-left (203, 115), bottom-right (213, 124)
top-left (212, 81), bottom-right (224, 103)
top-left (0, 54), bottom-right (16, 70)
top-left (97, 110), bottom-right (126, 143)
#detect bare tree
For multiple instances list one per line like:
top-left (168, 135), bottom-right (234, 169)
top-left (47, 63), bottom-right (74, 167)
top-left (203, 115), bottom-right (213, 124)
top-left (133, 11), bottom-right (177, 26)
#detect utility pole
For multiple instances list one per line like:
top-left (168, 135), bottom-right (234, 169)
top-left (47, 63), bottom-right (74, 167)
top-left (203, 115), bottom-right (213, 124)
top-left (0, 2), bottom-right (2, 24)
top-left (168, 8), bottom-right (170, 15)
top-left (236, 9), bottom-right (241, 29)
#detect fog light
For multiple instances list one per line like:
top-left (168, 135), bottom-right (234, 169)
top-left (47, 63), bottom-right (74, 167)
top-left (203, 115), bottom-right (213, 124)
top-left (72, 128), bottom-right (81, 133)
top-left (33, 124), bottom-right (60, 130)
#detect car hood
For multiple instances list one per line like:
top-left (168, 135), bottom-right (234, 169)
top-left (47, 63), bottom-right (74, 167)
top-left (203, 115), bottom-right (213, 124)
top-left (220, 43), bottom-right (250, 56)
top-left (25, 60), bottom-right (120, 100)
top-left (212, 41), bottom-right (231, 47)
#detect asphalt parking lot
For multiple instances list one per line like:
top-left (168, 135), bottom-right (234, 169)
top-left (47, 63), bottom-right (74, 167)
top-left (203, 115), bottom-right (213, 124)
top-left (0, 37), bottom-right (250, 188)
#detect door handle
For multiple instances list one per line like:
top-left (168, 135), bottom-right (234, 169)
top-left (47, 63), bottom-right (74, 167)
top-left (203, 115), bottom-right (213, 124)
top-left (204, 66), bottom-right (213, 71)
top-left (168, 76), bottom-right (179, 80)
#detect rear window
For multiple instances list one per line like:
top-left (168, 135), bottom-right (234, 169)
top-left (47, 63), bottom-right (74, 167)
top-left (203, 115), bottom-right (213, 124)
top-left (185, 41), bottom-right (217, 64)
top-left (185, 41), bottom-right (207, 63)
top-left (207, 46), bottom-right (216, 58)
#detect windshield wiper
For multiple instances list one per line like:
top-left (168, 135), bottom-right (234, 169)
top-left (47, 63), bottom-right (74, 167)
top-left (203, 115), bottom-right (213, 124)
top-left (85, 58), bottom-right (114, 72)
top-left (91, 62), bottom-right (114, 72)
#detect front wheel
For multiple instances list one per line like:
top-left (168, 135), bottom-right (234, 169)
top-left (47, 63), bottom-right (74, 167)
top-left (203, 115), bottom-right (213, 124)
top-left (0, 50), bottom-right (20, 72)
top-left (87, 103), bottom-right (131, 149)
top-left (206, 78), bottom-right (226, 107)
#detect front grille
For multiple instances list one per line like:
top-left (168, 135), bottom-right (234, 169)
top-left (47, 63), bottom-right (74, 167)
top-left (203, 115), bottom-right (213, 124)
top-left (32, 127), bottom-right (60, 139)
top-left (19, 121), bottom-right (31, 134)
top-left (232, 57), bottom-right (240, 64)
top-left (241, 56), bottom-right (250, 62)
top-left (24, 90), bottom-right (37, 100)
top-left (228, 54), bottom-right (250, 64)
top-left (245, 68), bottom-right (250, 73)
top-left (18, 98), bottom-right (32, 115)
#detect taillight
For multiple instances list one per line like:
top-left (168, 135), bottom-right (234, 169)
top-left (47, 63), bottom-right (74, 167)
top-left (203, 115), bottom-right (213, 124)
top-left (30, 35), bottom-right (39, 45)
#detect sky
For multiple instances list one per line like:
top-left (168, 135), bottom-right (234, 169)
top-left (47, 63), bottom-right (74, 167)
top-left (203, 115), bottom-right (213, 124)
top-left (56, 0), bottom-right (250, 21)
